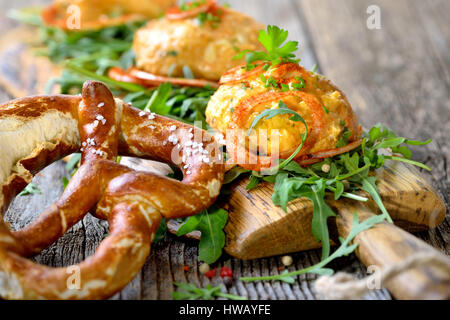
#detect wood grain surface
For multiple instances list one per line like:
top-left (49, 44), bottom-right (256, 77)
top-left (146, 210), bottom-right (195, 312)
top-left (224, 161), bottom-right (446, 260)
top-left (1, 0), bottom-right (449, 300)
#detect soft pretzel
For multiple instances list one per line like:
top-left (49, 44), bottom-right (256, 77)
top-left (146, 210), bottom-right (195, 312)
top-left (0, 81), bottom-right (224, 299)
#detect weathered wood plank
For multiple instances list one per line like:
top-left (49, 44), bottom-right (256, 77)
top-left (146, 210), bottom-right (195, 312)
top-left (296, 0), bottom-right (449, 256)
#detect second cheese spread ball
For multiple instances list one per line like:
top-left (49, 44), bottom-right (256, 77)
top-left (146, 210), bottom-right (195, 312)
top-left (133, 1), bottom-right (264, 81)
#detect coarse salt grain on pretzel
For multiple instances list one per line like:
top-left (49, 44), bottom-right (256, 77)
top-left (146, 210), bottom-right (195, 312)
top-left (0, 81), bottom-right (224, 299)
top-left (205, 62), bottom-right (362, 171)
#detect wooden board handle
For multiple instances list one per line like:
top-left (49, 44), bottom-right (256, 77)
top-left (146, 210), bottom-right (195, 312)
top-left (332, 199), bottom-right (450, 300)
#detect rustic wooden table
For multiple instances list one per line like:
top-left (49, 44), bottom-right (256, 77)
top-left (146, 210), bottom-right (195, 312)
top-left (1, 0), bottom-right (448, 300)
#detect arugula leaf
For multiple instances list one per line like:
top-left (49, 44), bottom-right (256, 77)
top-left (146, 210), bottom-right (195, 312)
top-left (277, 270), bottom-right (295, 284)
top-left (62, 154), bottom-right (81, 189)
top-left (404, 139), bottom-right (432, 146)
top-left (245, 101), bottom-right (308, 178)
top-left (154, 218), bottom-right (167, 243)
top-left (363, 123), bottom-right (431, 168)
top-left (65, 153), bottom-right (81, 172)
top-left (144, 82), bottom-right (172, 115)
top-left (248, 100), bottom-right (305, 134)
top-left (172, 283), bottom-right (246, 300)
top-left (272, 177), bottom-right (335, 259)
top-left (384, 155), bottom-right (431, 171)
top-left (62, 177), bottom-right (70, 189)
top-left (182, 65), bottom-right (194, 79)
top-left (281, 161), bottom-right (310, 175)
top-left (272, 173), bottom-right (308, 211)
top-left (18, 182), bottom-right (41, 196)
top-left (339, 152), bottom-right (393, 223)
top-left (246, 175), bottom-right (262, 190)
top-left (302, 180), bottom-right (336, 259)
top-left (223, 166), bottom-right (251, 184)
top-left (177, 206), bottom-right (228, 264)
top-left (334, 180), bottom-right (344, 200)
top-left (336, 127), bottom-right (352, 148)
top-left (65, 62), bottom-right (145, 92)
top-left (8, 8), bottom-right (42, 26)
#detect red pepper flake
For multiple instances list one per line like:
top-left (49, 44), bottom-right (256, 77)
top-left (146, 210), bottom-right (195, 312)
top-left (220, 266), bottom-right (233, 278)
top-left (204, 267), bottom-right (217, 278)
top-left (183, 265), bottom-right (190, 271)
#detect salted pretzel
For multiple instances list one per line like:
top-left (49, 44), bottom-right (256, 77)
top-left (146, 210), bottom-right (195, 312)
top-left (0, 81), bottom-right (224, 299)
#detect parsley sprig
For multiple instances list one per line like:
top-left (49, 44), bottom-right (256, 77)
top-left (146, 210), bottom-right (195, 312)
top-left (234, 25), bottom-right (300, 67)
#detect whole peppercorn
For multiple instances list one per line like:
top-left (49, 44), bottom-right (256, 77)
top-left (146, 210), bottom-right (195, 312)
top-left (321, 163), bottom-right (331, 173)
top-left (281, 255), bottom-right (293, 267)
top-left (199, 263), bottom-right (210, 274)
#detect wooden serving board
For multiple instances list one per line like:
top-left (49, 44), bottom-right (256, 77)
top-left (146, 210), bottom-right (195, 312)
top-left (223, 161), bottom-right (446, 259)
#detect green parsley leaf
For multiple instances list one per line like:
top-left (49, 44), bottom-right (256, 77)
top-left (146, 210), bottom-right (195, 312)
top-left (234, 25), bottom-right (300, 67)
